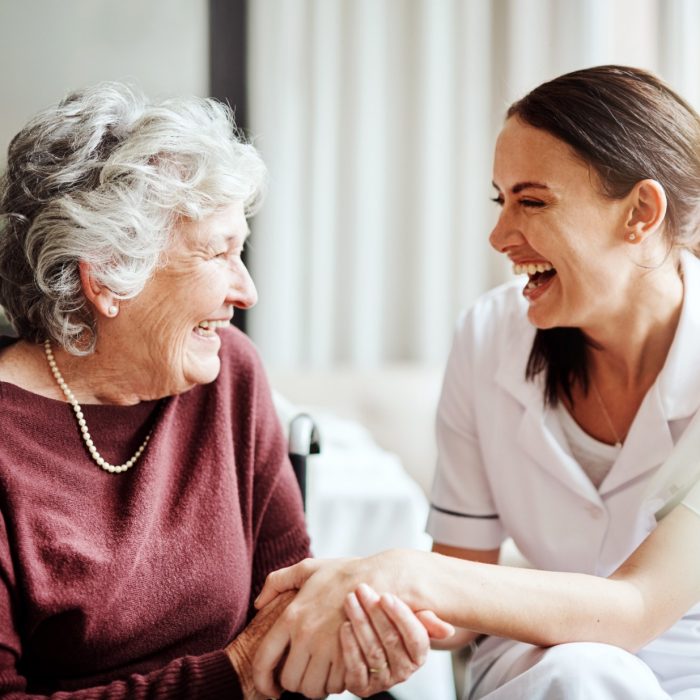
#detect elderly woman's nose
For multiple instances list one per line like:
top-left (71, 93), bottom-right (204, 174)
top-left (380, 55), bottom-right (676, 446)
top-left (229, 265), bottom-right (258, 309)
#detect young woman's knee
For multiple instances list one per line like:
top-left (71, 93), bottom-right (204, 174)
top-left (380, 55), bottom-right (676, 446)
top-left (535, 643), bottom-right (665, 698)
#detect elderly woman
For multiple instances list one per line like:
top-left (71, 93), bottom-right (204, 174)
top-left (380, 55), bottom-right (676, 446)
top-left (0, 84), bottom-right (444, 699)
top-left (251, 66), bottom-right (700, 699)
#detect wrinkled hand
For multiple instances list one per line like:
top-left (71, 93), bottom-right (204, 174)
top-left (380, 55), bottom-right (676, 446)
top-left (226, 590), bottom-right (296, 699)
top-left (341, 583), bottom-right (454, 697)
top-left (252, 551), bottom-right (451, 698)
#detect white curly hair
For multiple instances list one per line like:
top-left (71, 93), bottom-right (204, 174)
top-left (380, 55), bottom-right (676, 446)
top-left (0, 82), bottom-right (266, 354)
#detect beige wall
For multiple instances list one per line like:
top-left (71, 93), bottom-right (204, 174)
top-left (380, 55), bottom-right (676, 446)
top-left (0, 0), bottom-right (209, 164)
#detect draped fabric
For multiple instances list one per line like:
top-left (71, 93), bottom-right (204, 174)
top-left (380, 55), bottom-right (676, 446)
top-left (247, 0), bottom-right (700, 368)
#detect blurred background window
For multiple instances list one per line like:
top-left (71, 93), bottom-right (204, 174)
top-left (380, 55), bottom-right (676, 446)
top-left (245, 0), bottom-right (700, 369)
top-left (1, 0), bottom-right (699, 368)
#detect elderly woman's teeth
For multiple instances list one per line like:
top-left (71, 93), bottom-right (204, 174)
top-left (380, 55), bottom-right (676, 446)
top-left (513, 262), bottom-right (554, 275)
top-left (195, 320), bottom-right (229, 336)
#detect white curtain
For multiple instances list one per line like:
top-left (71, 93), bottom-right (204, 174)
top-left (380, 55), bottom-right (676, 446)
top-left (247, 0), bottom-right (700, 369)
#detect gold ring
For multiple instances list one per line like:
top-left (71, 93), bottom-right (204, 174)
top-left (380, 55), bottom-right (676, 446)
top-left (368, 662), bottom-right (388, 674)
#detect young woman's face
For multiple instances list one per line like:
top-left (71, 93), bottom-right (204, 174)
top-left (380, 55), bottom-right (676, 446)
top-left (489, 117), bottom-right (633, 331)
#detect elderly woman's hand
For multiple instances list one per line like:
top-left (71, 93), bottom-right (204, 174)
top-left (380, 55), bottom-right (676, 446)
top-left (340, 583), bottom-right (454, 697)
top-left (226, 590), bottom-right (296, 699)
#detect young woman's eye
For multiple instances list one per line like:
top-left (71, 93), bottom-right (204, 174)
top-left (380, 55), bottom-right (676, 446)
top-left (490, 196), bottom-right (504, 206)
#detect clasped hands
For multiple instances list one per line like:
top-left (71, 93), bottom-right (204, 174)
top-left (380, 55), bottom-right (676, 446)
top-left (231, 551), bottom-right (454, 699)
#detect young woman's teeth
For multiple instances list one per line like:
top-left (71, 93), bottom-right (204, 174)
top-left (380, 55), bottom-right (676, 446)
top-left (513, 262), bottom-right (554, 275)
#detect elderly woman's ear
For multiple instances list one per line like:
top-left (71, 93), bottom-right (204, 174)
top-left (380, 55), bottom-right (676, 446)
top-left (78, 261), bottom-right (119, 318)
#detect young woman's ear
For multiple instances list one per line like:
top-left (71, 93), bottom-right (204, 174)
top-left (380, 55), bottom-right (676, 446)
top-left (624, 179), bottom-right (667, 244)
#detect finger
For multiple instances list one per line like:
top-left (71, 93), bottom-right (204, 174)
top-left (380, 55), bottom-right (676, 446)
top-left (298, 653), bottom-right (332, 699)
top-left (414, 609), bottom-right (456, 640)
top-left (344, 590), bottom-right (389, 667)
top-left (251, 617), bottom-right (292, 697)
top-left (345, 588), bottom-right (394, 686)
top-left (340, 621), bottom-right (370, 696)
top-left (374, 591), bottom-right (431, 666)
top-left (254, 558), bottom-right (319, 609)
top-left (326, 657), bottom-right (346, 696)
top-left (356, 582), bottom-right (428, 678)
top-left (278, 645), bottom-right (311, 695)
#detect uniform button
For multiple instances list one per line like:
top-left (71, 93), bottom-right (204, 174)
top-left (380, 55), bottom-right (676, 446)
top-left (586, 504), bottom-right (603, 518)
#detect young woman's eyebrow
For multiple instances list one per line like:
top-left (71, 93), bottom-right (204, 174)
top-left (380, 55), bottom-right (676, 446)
top-left (491, 181), bottom-right (550, 194)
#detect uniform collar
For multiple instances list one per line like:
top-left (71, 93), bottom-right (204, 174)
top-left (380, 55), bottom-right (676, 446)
top-left (656, 249), bottom-right (700, 420)
top-left (493, 296), bottom-right (540, 411)
top-left (603, 250), bottom-right (700, 494)
top-left (492, 301), bottom-right (600, 501)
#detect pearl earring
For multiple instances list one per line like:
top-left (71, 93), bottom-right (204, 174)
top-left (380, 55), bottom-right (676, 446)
top-left (108, 305), bottom-right (118, 316)
top-left (628, 233), bottom-right (637, 241)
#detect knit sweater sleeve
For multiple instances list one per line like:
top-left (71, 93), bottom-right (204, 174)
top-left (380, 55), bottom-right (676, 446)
top-left (242, 339), bottom-right (311, 600)
top-left (0, 509), bottom-right (244, 700)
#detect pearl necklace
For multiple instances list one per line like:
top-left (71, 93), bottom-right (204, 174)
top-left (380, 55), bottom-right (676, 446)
top-left (43, 339), bottom-right (152, 474)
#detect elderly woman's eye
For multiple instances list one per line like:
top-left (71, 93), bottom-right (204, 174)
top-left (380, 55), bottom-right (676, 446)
top-left (521, 199), bottom-right (545, 208)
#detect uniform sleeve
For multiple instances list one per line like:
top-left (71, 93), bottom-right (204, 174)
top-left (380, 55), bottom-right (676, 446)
top-left (0, 510), bottom-right (244, 700)
top-left (246, 348), bottom-right (311, 599)
top-left (426, 310), bottom-right (506, 550)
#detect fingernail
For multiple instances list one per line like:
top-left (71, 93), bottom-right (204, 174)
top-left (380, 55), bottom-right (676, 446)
top-left (347, 592), bottom-right (361, 610)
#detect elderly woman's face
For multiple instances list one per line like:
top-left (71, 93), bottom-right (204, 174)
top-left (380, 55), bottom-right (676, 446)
top-left (114, 202), bottom-right (256, 397)
top-left (489, 117), bottom-right (634, 332)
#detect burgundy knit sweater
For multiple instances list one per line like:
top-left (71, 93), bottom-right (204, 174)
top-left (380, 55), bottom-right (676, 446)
top-left (0, 327), bottom-right (310, 698)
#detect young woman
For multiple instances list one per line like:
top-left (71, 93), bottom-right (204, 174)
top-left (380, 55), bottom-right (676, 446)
top-left (252, 66), bottom-right (700, 699)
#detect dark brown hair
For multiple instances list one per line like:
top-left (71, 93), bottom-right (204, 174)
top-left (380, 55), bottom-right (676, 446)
top-left (507, 65), bottom-right (700, 405)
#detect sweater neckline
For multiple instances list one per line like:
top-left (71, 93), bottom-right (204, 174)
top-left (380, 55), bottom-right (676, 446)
top-left (0, 378), bottom-right (160, 412)
top-left (0, 335), bottom-right (160, 411)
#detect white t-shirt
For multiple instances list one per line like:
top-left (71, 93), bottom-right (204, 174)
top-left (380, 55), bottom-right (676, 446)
top-left (557, 404), bottom-right (621, 489)
top-left (556, 402), bottom-right (700, 516)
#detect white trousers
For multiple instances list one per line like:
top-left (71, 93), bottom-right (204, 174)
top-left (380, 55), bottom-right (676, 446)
top-left (467, 637), bottom-right (700, 700)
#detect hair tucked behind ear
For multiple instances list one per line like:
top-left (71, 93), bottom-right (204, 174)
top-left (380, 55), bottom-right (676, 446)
top-left (509, 65), bottom-right (700, 405)
top-left (0, 82), bottom-right (267, 355)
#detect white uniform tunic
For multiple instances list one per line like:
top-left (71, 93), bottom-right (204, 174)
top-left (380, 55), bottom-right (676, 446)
top-left (427, 250), bottom-right (700, 698)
